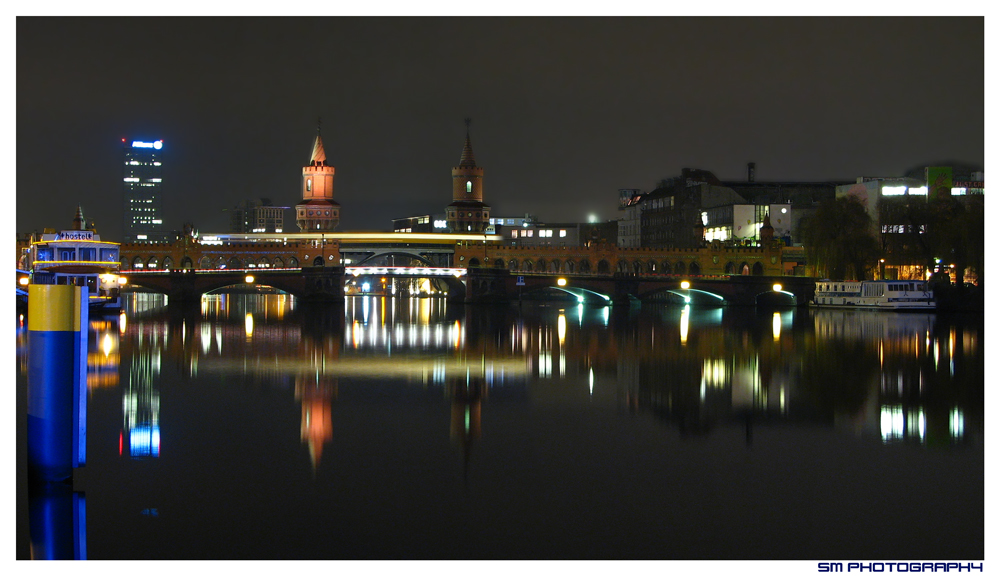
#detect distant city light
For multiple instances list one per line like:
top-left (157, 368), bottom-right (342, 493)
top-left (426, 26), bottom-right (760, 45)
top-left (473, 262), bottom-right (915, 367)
top-left (588, 214), bottom-right (598, 223)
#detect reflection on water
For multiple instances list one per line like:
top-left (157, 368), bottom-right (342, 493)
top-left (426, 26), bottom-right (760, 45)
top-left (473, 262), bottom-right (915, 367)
top-left (17, 292), bottom-right (983, 559)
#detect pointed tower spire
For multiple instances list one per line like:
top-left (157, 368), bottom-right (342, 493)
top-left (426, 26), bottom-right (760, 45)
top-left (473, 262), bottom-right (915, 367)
top-left (310, 117), bottom-right (327, 165)
top-left (73, 205), bottom-right (85, 230)
top-left (459, 117), bottom-right (476, 168)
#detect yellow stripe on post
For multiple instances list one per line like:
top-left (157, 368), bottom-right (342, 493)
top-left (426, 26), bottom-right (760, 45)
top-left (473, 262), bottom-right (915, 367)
top-left (28, 285), bottom-right (83, 332)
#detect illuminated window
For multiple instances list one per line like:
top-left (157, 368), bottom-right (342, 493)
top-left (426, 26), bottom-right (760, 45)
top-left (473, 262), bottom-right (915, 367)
top-left (559, 229), bottom-right (567, 237)
top-left (466, 181), bottom-right (472, 193)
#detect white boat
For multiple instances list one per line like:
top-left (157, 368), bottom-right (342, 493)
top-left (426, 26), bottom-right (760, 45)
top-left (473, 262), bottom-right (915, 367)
top-left (811, 280), bottom-right (935, 310)
top-left (20, 208), bottom-right (125, 311)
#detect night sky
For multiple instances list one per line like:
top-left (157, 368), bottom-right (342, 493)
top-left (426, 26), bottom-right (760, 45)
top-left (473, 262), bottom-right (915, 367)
top-left (16, 16), bottom-right (985, 241)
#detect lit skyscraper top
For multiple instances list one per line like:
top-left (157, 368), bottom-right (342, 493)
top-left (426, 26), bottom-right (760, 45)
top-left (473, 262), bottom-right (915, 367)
top-left (122, 138), bottom-right (165, 242)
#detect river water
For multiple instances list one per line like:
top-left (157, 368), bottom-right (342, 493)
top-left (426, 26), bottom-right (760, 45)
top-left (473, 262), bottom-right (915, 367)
top-left (16, 293), bottom-right (984, 560)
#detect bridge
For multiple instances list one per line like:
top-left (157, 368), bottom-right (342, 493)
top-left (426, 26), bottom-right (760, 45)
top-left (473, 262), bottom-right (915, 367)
top-left (121, 264), bottom-right (816, 306)
top-left (117, 231), bottom-right (816, 305)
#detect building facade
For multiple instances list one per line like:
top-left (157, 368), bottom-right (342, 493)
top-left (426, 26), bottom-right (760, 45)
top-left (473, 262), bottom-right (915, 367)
top-left (295, 126), bottom-right (340, 232)
top-left (229, 198), bottom-right (288, 233)
top-left (836, 166), bottom-right (985, 282)
top-left (122, 138), bottom-right (166, 242)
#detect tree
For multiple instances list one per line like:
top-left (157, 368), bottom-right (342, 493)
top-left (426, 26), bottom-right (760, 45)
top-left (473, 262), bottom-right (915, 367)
top-left (798, 196), bottom-right (881, 280)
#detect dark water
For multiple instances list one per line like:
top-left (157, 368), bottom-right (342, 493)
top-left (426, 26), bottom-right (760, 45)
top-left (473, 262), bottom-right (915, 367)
top-left (16, 293), bottom-right (984, 560)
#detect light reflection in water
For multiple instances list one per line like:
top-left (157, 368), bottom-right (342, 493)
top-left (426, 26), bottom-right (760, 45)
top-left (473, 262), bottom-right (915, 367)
top-left (67, 294), bottom-right (980, 472)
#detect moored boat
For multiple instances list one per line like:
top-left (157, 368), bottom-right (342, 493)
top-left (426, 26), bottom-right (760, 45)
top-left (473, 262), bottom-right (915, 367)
top-left (811, 279), bottom-right (935, 310)
top-left (19, 207), bottom-right (125, 311)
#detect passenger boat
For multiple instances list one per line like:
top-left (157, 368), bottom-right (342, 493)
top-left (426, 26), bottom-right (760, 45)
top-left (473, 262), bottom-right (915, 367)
top-left (811, 280), bottom-right (935, 310)
top-left (19, 208), bottom-right (125, 311)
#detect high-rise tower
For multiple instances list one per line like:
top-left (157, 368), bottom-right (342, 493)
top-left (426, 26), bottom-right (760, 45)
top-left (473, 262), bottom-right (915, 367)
top-left (446, 120), bottom-right (490, 233)
top-left (122, 138), bottom-right (165, 242)
top-left (295, 124), bottom-right (340, 232)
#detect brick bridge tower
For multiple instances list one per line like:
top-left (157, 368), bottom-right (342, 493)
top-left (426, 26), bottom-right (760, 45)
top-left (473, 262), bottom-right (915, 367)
top-left (296, 121), bottom-right (340, 232)
top-left (447, 119), bottom-right (490, 233)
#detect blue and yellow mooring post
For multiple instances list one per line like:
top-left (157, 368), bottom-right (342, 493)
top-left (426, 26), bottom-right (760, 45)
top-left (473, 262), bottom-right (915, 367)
top-left (27, 284), bottom-right (89, 482)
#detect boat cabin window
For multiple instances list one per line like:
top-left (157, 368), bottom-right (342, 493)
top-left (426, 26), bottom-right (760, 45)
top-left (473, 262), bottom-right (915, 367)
top-left (36, 248), bottom-right (53, 261)
top-left (101, 248), bottom-right (118, 262)
top-left (79, 248), bottom-right (96, 261)
top-left (60, 249), bottom-right (75, 261)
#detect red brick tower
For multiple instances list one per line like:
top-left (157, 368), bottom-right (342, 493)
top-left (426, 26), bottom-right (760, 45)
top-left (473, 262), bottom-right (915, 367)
top-left (446, 119), bottom-right (490, 233)
top-left (295, 123), bottom-right (340, 232)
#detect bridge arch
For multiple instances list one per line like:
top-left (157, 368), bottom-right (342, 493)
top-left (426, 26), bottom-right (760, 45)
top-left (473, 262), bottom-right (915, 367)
top-left (228, 256), bottom-right (243, 269)
top-left (181, 256), bottom-right (193, 269)
top-left (642, 286), bottom-right (727, 305)
top-left (493, 258), bottom-right (505, 269)
top-left (468, 257), bottom-right (481, 267)
top-left (146, 255), bottom-right (159, 269)
top-left (507, 258), bottom-right (518, 272)
top-left (752, 262), bottom-right (764, 275)
top-left (754, 288), bottom-right (799, 307)
top-left (689, 262), bottom-right (700, 275)
top-left (597, 260), bottom-right (610, 274)
top-left (537, 258), bottom-right (547, 273)
top-left (578, 259), bottom-right (590, 273)
top-left (353, 251), bottom-right (438, 268)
